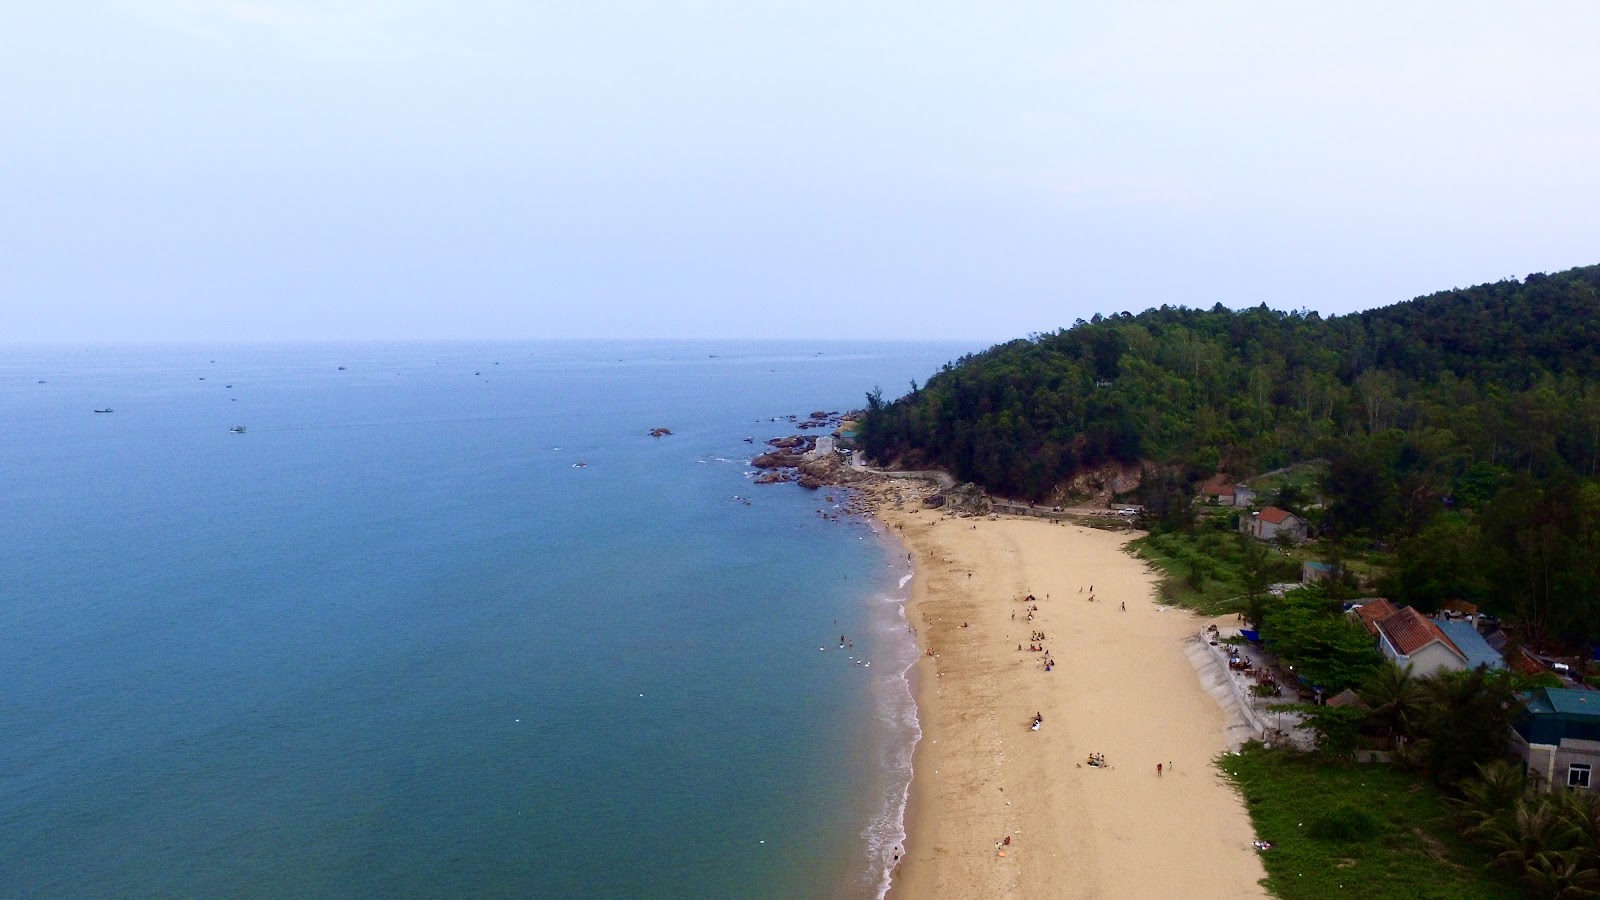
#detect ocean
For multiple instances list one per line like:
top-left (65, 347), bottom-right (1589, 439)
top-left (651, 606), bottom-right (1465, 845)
top-left (0, 340), bottom-right (975, 898)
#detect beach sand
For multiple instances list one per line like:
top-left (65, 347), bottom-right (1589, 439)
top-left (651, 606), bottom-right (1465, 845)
top-left (871, 489), bottom-right (1266, 899)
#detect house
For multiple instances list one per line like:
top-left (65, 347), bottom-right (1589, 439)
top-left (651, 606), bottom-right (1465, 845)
top-left (1373, 606), bottom-right (1505, 678)
top-left (1240, 506), bottom-right (1307, 543)
top-left (1436, 619), bottom-right (1507, 672)
top-left (806, 435), bottom-right (836, 460)
top-left (1200, 481), bottom-right (1235, 505)
top-left (1511, 687), bottom-right (1600, 791)
top-left (1233, 484), bottom-right (1257, 507)
top-left (1351, 598), bottom-right (1399, 635)
top-left (1302, 561), bottom-right (1335, 584)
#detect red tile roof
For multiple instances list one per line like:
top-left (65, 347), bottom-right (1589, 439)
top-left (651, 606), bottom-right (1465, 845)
top-left (1258, 506), bottom-right (1296, 524)
top-left (1355, 599), bottom-right (1399, 635)
top-left (1201, 482), bottom-right (1233, 495)
top-left (1377, 607), bottom-right (1463, 659)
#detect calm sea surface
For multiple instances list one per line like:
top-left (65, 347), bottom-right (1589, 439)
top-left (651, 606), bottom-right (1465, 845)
top-left (0, 340), bottom-right (976, 898)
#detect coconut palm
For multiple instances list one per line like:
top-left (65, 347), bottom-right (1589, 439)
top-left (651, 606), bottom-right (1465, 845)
top-left (1520, 849), bottom-right (1600, 900)
top-left (1452, 759), bottom-right (1529, 835)
top-left (1415, 667), bottom-right (1518, 786)
top-left (1359, 661), bottom-right (1422, 744)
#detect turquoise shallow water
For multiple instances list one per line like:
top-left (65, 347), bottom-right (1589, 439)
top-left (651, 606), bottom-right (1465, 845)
top-left (0, 340), bottom-right (974, 898)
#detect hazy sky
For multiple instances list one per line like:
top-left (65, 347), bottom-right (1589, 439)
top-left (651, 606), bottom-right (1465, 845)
top-left (5, 2), bottom-right (1599, 342)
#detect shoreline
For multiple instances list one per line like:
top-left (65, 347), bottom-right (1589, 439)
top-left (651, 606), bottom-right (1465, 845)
top-left (854, 478), bottom-right (1266, 899)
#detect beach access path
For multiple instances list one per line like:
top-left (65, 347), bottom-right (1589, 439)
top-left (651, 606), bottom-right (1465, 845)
top-left (872, 491), bottom-right (1267, 899)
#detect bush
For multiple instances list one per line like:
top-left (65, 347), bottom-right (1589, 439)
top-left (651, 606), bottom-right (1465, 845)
top-left (1306, 804), bottom-right (1381, 842)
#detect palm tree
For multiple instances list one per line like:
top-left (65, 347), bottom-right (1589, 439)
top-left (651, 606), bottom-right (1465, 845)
top-left (1416, 667), bottom-right (1518, 787)
top-left (1359, 662), bottom-right (1422, 746)
top-left (1452, 759), bottom-right (1528, 834)
top-left (1519, 849), bottom-right (1600, 899)
top-left (1478, 797), bottom-right (1572, 877)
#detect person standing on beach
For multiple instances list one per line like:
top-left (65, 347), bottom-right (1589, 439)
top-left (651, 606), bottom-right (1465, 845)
top-left (1157, 763), bottom-right (1163, 777)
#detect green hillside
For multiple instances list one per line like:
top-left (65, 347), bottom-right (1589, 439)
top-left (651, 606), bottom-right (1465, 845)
top-left (860, 264), bottom-right (1600, 644)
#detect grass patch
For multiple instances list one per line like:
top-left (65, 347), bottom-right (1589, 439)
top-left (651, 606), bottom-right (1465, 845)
top-left (1219, 743), bottom-right (1521, 900)
top-left (1246, 461), bottom-right (1330, 506)
top-left (1130, 525), bottom-right (1299, 615)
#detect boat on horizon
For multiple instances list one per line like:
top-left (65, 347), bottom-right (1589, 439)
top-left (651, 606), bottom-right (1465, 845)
top-left (93, 408), bottom-right (113, 413)
top-left (229, 425), bottom-right (246, 433)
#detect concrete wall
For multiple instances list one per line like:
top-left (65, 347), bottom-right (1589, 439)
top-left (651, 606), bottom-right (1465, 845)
top-left (1513, 731), bottom-right (1600, 791)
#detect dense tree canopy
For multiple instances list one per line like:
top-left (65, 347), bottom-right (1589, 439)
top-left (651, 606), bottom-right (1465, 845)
top-left (861, 264), bottom-right (1600, 644)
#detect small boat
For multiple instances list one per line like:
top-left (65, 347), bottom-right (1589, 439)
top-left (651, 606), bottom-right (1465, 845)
top-left (93, 408), bottom-right (113, 413)
top-left (229, 425), bottom-right (247, 434)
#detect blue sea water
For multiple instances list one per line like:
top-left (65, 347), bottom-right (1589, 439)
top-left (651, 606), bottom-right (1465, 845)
top-left (0, 340), bottom-right (975, 898)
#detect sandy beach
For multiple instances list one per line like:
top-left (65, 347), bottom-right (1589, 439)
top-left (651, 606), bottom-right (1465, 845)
top-left (869, 484), bottom-right (1266, 899)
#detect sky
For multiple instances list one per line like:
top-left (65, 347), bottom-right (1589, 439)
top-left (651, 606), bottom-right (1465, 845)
top-left (4, 1), bottom-right (1599, 343)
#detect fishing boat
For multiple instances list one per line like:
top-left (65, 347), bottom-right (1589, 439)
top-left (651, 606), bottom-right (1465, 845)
top-left (94, 408), bottom-right (113, 413)
top-left (229, 425), bottom-right (247, 434)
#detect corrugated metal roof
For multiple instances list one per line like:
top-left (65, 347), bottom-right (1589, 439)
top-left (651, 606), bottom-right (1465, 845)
top-left (1435, 619), bottom-right (1505, 671)
top-left (1542, 688), bottom-right (1600, 718)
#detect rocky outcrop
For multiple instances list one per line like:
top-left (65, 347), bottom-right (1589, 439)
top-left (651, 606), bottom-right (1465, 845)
top-left (1055, 462), bottom-right (1143, 506)
top-left (796, 452), bottom-right (862, 486)
top-left (752, 451), bottom-right (807, 469)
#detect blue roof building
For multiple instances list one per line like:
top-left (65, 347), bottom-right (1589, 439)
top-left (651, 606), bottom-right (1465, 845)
top-left (1512, 687), bottom-right (1600, 792)
top-left (1435, 619), bottom-right (1506, 672)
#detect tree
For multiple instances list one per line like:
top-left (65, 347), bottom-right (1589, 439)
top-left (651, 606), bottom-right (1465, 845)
top-left (1358, 662), bottom-right (1423, 743)
top-left (1238, 535), bottom-right (1273, 627)
top-left (1259, 587), bottom-right (1383, 692)
top-left (1136, 466), bottom-right (1196, 534)
top-left (1451, 759), bottom-right (1529, 836)
top-left (1285, 703), bottom-right (1365, 761)
top-left (1395, 515), bottom-right (1489, 611)
top-left (1414, 668), bottom-right (1519, 787)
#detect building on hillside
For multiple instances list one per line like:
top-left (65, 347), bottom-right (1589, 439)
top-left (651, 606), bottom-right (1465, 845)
top-left (1240, 506), bottom-right (1307, 543)
top-left (1351, 598), bottom-right (1399, 635)
top-left (1512, 687), bottom-right (1600, 791)
top-left (1233, 484), bottom-right (1257, 507)
top-left (1373, 606), bottom-right (1505, 678)
top-left (1200, 481), bottom-right (1235, 505)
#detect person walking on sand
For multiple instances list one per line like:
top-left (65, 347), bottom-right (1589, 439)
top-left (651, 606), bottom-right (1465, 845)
top-left (1121, 601), bottom-right (1125, 611)
top-left (1157, 763), bottom-right (1163, 777)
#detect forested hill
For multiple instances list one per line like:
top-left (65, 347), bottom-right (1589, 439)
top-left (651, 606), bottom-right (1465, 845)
top-left (860, 263), bottom-right (1600, 503)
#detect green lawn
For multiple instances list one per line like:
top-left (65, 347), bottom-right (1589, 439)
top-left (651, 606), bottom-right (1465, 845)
top-left (1220, 744), bottom-right (1522, 900)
